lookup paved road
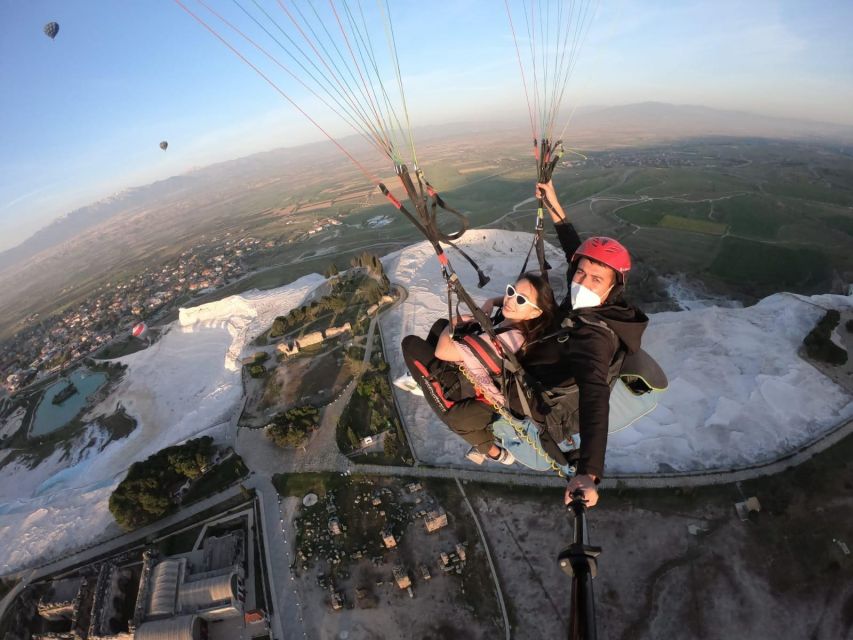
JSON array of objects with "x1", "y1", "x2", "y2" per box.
[
  {"x1": 243, "y1": 475, "x2": 296, "y2": 640},
  {"x1": 455, "y1": 477, "x2": 510, "y2": 640}
]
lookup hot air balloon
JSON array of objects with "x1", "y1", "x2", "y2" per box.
[
  {"x1": 44, "y1": 22, "x2": 59, "y2": 40},
  {"x1": 159, "y1": 141, "x2": 168, "y2": 151},
  {"x1": 131, "y1": 322, "x2": 148, "y2": 339}
]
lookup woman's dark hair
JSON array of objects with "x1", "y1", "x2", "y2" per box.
[{"x1": 513, "y1": 272, "x2": 558, "y2": 348}]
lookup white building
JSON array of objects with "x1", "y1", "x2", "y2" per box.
[
  {"x1": 142, "y1": 556, "x2": 245, "y2": 627},
  {"x1": 135, "y1": 614, "x2": 205, "y2": 640}
]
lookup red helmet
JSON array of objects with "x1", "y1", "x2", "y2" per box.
[{"x1": 571, "y1": 237, "x2": 631, "y2": 283}]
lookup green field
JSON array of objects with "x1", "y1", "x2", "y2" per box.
[
  {"x1": 713, "y1": 194, "x2": 792, "y2": 239},
  {"x1": 609, "y1": 167, "x2": 755, "y2": 198},
  {"x1": 823, "y1": 214, "x2": 853, "y2": 237},
  {"x1": 764, "y1": 177, "x2": 853, "y2": 206},
  {"x1": 272, "y1": 470, "x2": 350, "y2": 497},
  {"x1": 616, "y1": 200, "x2": 725, "y2": 233},
  {"x1": 619, "y1": 204, "x2": 665, "y2": 226},
  {"x1": 609, "y1": 169, "x2": 667, "y2": 195},
  {"x1": 709, "y1": 237, "x2": 832, "y2": 293},
  {"x1": 562, "y1": 172, "x2": 619, "y2": 201},
  {"x1": 629, "y1": 228, "x2": 722, "y2": 274},
  {"x1": 659, "y1": 214, "x2": 727, "y2": 235}
]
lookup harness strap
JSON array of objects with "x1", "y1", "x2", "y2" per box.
[
  {"x1": 519, "y1": 139, "x2": 565, "y2": 281},
  {"x1": 380, "y1": 161, "x2": 563, "y2": 470},
  {"x1": 529, "y1": 313, "x2": 621, "y2": 355}
]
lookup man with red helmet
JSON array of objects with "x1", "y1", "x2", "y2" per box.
[{"x1": 510, "y1": 180, "x2": 648, "y2": 508}]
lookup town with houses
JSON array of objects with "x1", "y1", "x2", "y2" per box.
[
  {"x1": 581, "y1": 146, "x2": 740, "y2": 170},
  {"x1": 1, "y1": 235, "x2": 269, "y2": 395}
]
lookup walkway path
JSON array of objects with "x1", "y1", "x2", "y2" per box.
[
  {"x1": 455, "y1": 477, "x2": 510, "y2": 640},
  {"x1": 239, "y1": 404, "x2": 853, "y2": 494},
  {"x1": 243, "y1": 474, "x2": 292, "y2": 640}
]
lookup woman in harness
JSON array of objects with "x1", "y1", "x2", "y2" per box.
[
  {"x1": 400, "y1": 273, "x2": 558, "y2": 465},
  {"x1": 519, "y1": 180, "x2": 649, "y2": 507}
]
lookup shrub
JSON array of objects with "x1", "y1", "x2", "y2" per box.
[
  {"x1": 803, "y1": 310, "x2": 847, "y2": 365},
  {"x1": 247, "y1": 363, "x2": 267, "y2": 378},
  {"x1": 270, "y1": 316, "x2": 288, "y2": 338},
  {"x1": 266, "y1": 405, "x2": 320, "y2": 448}
]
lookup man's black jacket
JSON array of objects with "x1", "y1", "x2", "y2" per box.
[{"x1": 509, "y1": 221, "x2": 647, "y2": 479}]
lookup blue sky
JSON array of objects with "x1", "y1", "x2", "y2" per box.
[{"x1": 1, "y1": 0, "x2": 852, "y2": 252}]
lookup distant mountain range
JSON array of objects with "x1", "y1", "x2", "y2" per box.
[
  {"x1": 0, "y1": 176, "x2": 198, "y2": 272},
  {"x1": 567, "y1": 102, "x2": 853, "y2": 144},
  {"x1": 2, "y1": 102, "x2": 852, "y2": 271}
]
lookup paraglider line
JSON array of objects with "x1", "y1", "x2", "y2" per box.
[
  {"x1": 504, "y1": 0, "x2": 536, "y2": 143},
  {"x1": 297, "y1": 0, "x2": 389, "y2": 146},
  {"x1": 274, "y1": 0, "x2": 391, "y2": 156},
  {"x1": 379, "y1": 0, "x2": 419, "y2": 169},
  {"x1": 232, "y1": 0, "x2": 388, "y2": 151},
  {"x1": 338, "y1": 0, "x2": 404, "y2": 163},
  {"x1": 327, "y1": 0, "x2": 396, "y2": 160},
  {"x1": 172, "y1": 0, "x2": 382, "y2": 186},
  {"x1": 352, "y1": 0, "x2": 411, "y2": 164}
]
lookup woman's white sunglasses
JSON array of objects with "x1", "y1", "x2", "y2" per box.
[{"x1": 505, "y1": 284, "x2": 542, "y2": 311}]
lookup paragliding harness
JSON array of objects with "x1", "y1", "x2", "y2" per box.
[
  {"x1": 438, "y1": 310, "x2": 664, "y2": 475},
  {"x1": 377, "y1": 156, "x2": 593, "y2": 481},
  {"x1": 378, "y1": 163, "x2": 578, "y2": 476},
  {"x1": 380, "y1": 163, "x2": 664, "y2": 480},
  {"x1": 380, "y1": 164, "x2": 489, "y2": 290}
]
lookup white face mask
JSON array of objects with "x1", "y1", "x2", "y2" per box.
[{"x1": 570, "y1": 281, "x2": 610, "y2": 310}]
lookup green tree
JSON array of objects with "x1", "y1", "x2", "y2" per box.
[
  {"x1": 328, "y1": 297, "x2": 347, "y2": 313},
  {"x1": 267, "y1": 423, "x2": 309, "y2": 448},
  {"x1": 108, "y1": 437, "x2": 218, "y2": 530},
  {"x1": 356, "y1": 379, "x2": 372, "y2": 397},
  {"x1": 266, "y1": 405, "x2": 319, "y2": 449},
  {"x1": 247, "y1": 363, "x2": 267, "y2": 378},
  {"x1": 347, "y1": 426, "x2": 359, "y2": 449},
  {"x1": 270, "y1": 316, "x2": 287, "y2": 338},
  {"x1": 383, "y1": 433, "x2": 397, "y2": 457},
  {"x1": 803, "y1": 310, "x2": 847, "y2": 365},
  {"x1": 369, "y1": 410, "x2": 384, "y2": 432}
]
